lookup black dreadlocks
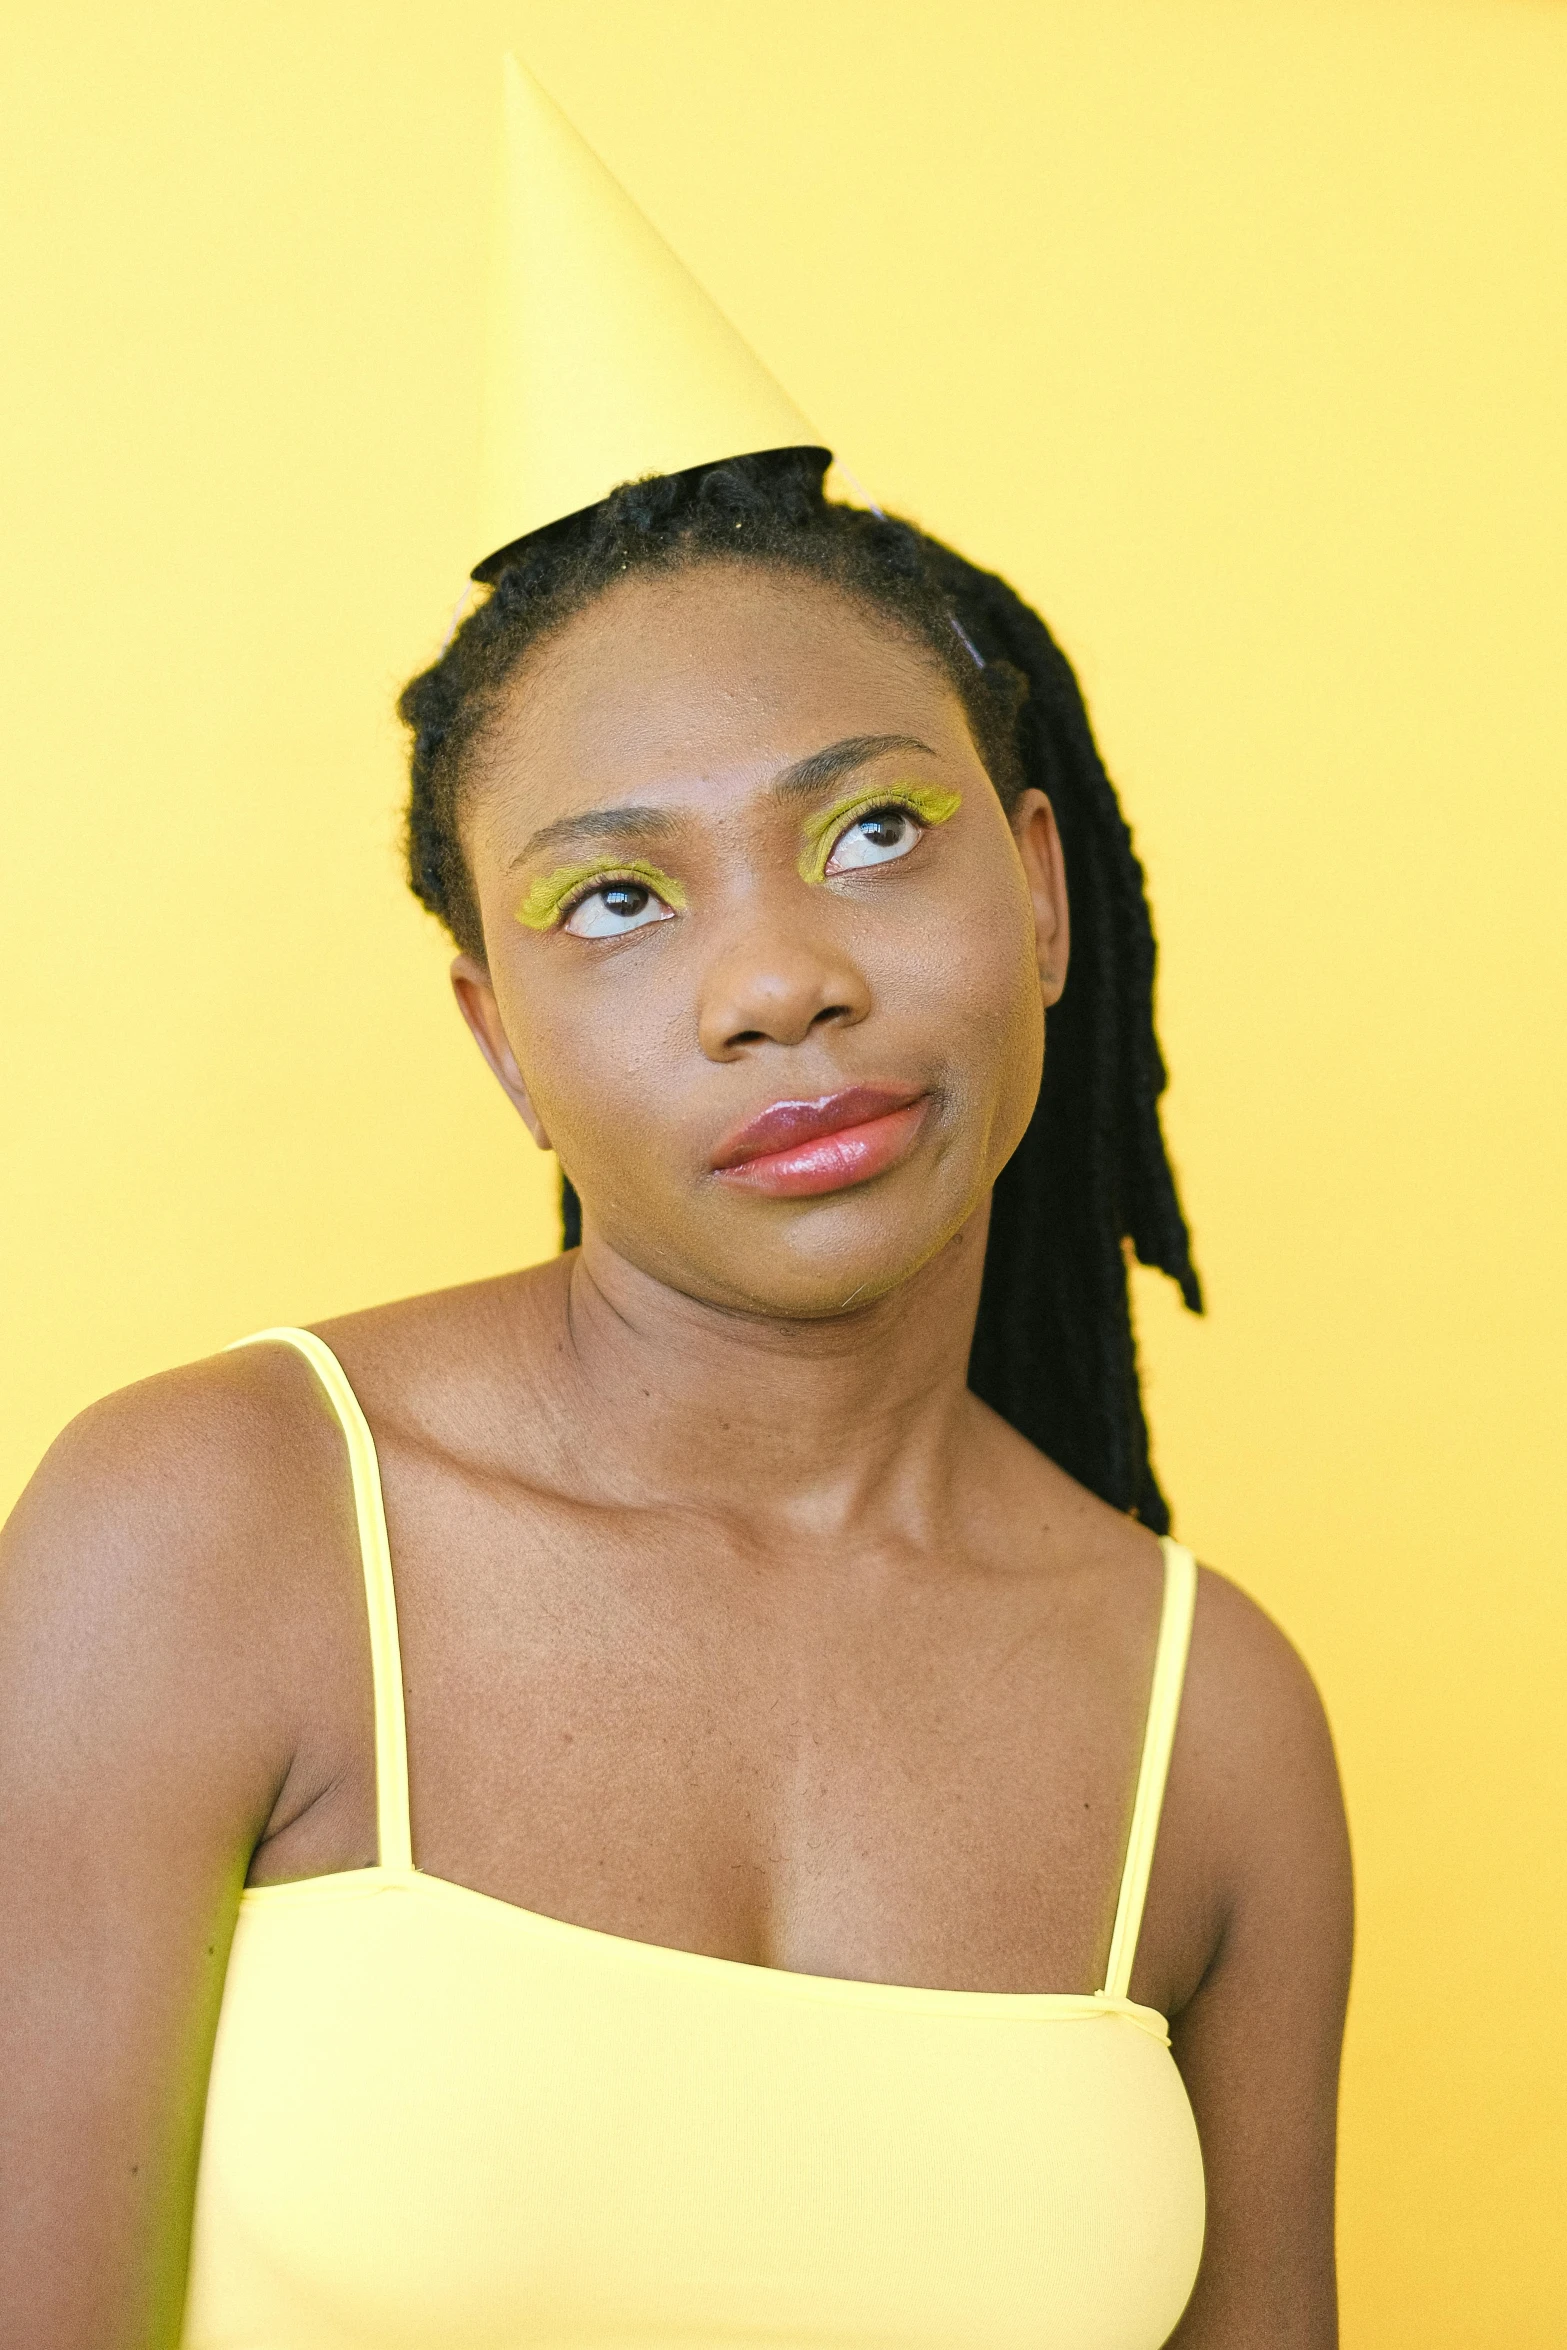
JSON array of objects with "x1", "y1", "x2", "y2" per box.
[{"x1": 398, "y1": 449, "x2": 1201, "y2": 1531}]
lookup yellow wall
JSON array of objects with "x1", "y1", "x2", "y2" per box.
[{"x1": 4, "y1": 4, "x2": 1563, "y2": 2339}]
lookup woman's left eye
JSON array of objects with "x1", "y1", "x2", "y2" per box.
[
  {"x1": 562, "y1": 881, "x2": 676, "y2": 938},
  {"x1": 823, "y1": 806, "x2": 923, "y2": 876}
]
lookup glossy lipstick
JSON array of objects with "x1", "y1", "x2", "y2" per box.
[{"x1": 711, "y1": 1086, "x2": 928, "y2": 1199}]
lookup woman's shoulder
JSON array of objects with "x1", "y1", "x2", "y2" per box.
[
  {"x1": 967, "y1": 1399, "x2": 1345, "y2": 1891},
  {"x1": 1185, "y1": 1558, "x2": 1336, "y2": 1746},
  {"x1": 1179, "y1": 1557, "x2": 1348, "y2": 1880},
  {"x1": 0, "y1": 1332, "x2": 378, "y2": 1791},
  {"x1": 969, "y1": 1398, "x2": 1335, "y2": 1727},
  {"x1": 1137, "y1": 1555, "x2": 1351, "y2": 2034},
  {"x1": 3, "y1": 1251, "x2": 565, "y2": 1588},
  {"x1": 301, "y1": 1260, "x2": 572, "y2": 1469},
  {"x1": 0, "y1": 1258, "x2": 567, "y2": 1649},
  {"x1": 0, "y1": 1338, "x2": 414, "y2": 2196},
  {"x1": 6, "y1": 1343, "x2": 323, "y2": 1577},
  {"x1": 21, "y1": 1259, "x2": 561, "y2": 1504}
]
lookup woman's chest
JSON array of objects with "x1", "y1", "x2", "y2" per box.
[
  {"x1": 185, "y1": 1880, "x2": 1205, "y2": 2350},
  {"x1": 257, "y1": 1465, "x2": 1211, "y2": 2010}
]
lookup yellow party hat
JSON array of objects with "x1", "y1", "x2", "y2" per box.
[{"x1": 474, "y1": 54, "x2": 827, "y2": 579}]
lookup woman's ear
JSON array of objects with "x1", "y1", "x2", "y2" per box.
[
  {"x1": 449, "y1": 956, "x2": 554, "y2": 1150},
  {"x1": 1010, "y1": 789, "x2": 1070, "y2": 1006}
]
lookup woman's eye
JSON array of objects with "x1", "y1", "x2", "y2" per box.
[
  {"x1": 824, "y1": 806, "x2": 923, "y2": 876},
  {"x1": 562, "y1": 881, "x2": 676, "y2": 939}
]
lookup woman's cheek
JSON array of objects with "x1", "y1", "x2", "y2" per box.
[
  {"x1": 920, "y1": 892, "x2": 1046, "y2": 1166},
  {"x1": 515, "y1": 991, "x2": 684, "y2": 1192},
  {"x1": 895, "y1": 878, "x2": 1041, "y2": 1049}
]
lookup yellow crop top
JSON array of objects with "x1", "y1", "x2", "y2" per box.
[{"x1": 181, "y1": 1327, "x2": 1205, "y2": 2349}]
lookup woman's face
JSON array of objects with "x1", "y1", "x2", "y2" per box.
[{"x1": 455, "y1": 562, "x2": 1067, "y2": 1319}]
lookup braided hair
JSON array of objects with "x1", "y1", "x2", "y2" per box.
[{"x1": 399, "y1": 449, "x2": 1201, "y2": 1530}]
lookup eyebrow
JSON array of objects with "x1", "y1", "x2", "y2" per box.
[
  {"x1": 769, "y1": 733, "x2": 936, "y2": 805},
  {"x1": 511, "y1": 734, "x2": 936, "y2": 867}
]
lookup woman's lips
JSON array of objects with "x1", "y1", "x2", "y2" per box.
[{"x1": 711, "y1": 1087, "x2": 929, "y2": 1199}]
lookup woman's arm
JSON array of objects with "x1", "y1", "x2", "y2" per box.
[
  {"x1": 0, "y1": 1360, "x2": 350, "y2": 2349},
  {"x1": 1162, "y1": 1571, "x2": 1355, "y2": 2347}
]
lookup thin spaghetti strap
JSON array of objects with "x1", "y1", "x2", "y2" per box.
[
  {"x1": 227, "y1": 1327, "x2": 413, "y2": 1873},
  {"x1": 1100, "y1": 1538, "x2": 1198, "y2": 2002}
]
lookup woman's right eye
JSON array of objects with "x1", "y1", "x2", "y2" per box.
[{"x1": 562, "y1": 881, "x2": 676, "y2": 939}]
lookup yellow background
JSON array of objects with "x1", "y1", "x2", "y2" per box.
[{"x1": 3, "y1": 3, "x2": 1563, "y2": 2339}]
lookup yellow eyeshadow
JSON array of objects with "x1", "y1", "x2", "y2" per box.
[
  {"x1": 797, "y1": 784, "x2": 963, "y2": 885},
  {"x1": 516, "y1": 859, "x2": 687, "y2": 931}
]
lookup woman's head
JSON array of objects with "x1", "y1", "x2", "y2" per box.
[{"x1": 399, "y1": 450, "x2": 1199, "y2": 1527}]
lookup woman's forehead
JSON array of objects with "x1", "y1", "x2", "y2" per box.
[{"x1": 479, "y1": 566, "x2": 974, "y2": 818}]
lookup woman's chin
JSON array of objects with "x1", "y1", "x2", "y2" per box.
[{"x1": 625, "y1": 1188, "x2": 986, "y2": 1325}]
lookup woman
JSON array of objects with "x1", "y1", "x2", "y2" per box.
[{"x1": 0, "y1": 442, "x2": 1351, "y2": 2347}]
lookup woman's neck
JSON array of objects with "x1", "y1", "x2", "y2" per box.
[{"x1": 541, "y1": 1202, "x2": 993, "y2": 1544}]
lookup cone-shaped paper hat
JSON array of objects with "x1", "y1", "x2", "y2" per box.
[{"x1": 474, "y1": 55, "x2": 826, "y2": 579}]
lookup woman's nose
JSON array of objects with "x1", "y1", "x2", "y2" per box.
[{"x1": 697, "y1": 910, "x2": 872, "y2": 1061}]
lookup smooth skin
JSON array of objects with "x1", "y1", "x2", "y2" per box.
[{"x1": 0, "y1": 566, "x2": 1352, "y2": 2348}]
